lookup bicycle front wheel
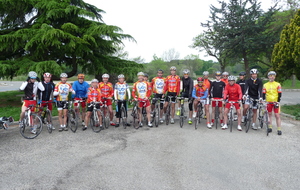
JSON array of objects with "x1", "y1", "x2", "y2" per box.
[
  {"x1": 45, "y1": 110, "x2": 52, "y2": 134},
  {"x1": 180, "y1": 107, "x2": 184, "y2": 128},
  {"x1": 265, "y1": 112, "x2": 270, "y2": 136},
  {"x1": 165, "y1": 105, "x2": 170, "y2": 125},
  {"x1": 68, "y1": 109, "x2": 78, "y2": 133},
  {"x1": 229, "y1": 111, "x2": 233, "y2": 132},
  {"x1": 215, "y1": 107, "x2": 219, "y2": 129},
  {"x1": 245, "y1": 110, "x2": 252, "y2": 133},
  {"x1": 90, "y1": 111, "x2": 102, "y2": 133},
  {"x1": 121, "y1": 106, "x2": 127, "y2": 129},
  {"x1": 20, "y1": 113, "x2": 43, "y2": 139},
  {"x1": 154, "y1": 105, "x2": 159, "y2": 127}
]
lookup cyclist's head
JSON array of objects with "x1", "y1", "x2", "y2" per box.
[
  {"x1": 43, "y1": 72, "x2": 52, "y2": 82},
  {"x1": 170, "y1": 66, "x2": 176, "y2": 75},
  {"x1": 157, "y1": 69, "x2": 164, "y2": 77},
  {"x1": 28, "y1": 71, "x2": 37, "y2": 80},
  {"x1": 215, "y1": 71, "x2": 222, "y2": 80},
  {"x1": 203, "y1": 71, "x2": 209, "y2": 79},
  {"x1": 197, "y1": 77, "x2": 204, "y2": 85},
  {"x1": 228, "y1": 75, "x2": 236, "y2": 85},
  {"x1": 183, "y1": 69, "x2": 190, "y2": 78},
  {"x1": 137, "y1": 72, "x2": 145, "y2": 81},
  {"x1": 250, "y1": 69, "x2": 258, "y2": 79},
  {"x1": 60, "y1": 73, "x2": 68, "y2": 83},
  {"x1": 144, "y1": 73, "x2": 149, "y2": 80},
  {"x1": 91, "y1": 79, "x2": 99, "y2": 87},
  {"x1": 77, "y1": 73, "x2": 85, "y2": 81},
  {"x1": 268, "y1": 71, "x2": 276, "y2": 82},
  {"x1": 102, "y1": 73, "x2": 109, "y2": 83},
  {"x1": 239, "y1": 71, "x2": 246, "y2": 76},
  {"x1": 118, "y1": 74, "x2": 125, "y2": 83},
  {"x1": 222, "y1": 71, "x2": 229, "y2": 78}
]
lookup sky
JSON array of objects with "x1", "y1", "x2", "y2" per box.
[{"x1": 85, "y1": 0, "x2": 275, "y2": 62}]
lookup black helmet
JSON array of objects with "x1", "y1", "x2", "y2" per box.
[
  {"x1": 157, "y1": 69, "x2": 164, "y2": 73},
  {"x1": 144, "y1": 73, "x2": 149, "y2": 77},
  {"x1": 239, "y1": 71, "x2": 246, "y2": 76}
]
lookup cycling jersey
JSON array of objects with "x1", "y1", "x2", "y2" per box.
[
  {"x1": 53, "y1": 82, "x2": 74, "y2": 101},
  {"x1": 151, "y1": 77, "x2": 166, "y2": 94},
  {"x1": 210, "y1": 81, "x2": 225, "y2": 98},
  {"x1": 181, "y1": 77, "x2": 194, "y2": 98},
  {"x1": 244, "y1": 78, "x2": 263, "y2": 99},
  {"x1": 114, "y1": 82, "x2": 131, "y2": 100},
  {"x1": 221, "y1": 78, "x2": 228, "y2": 85},
  {"x1": 203, "y1": 79, "x2": 212, "y2": 95},
  {"x1": 164, "y1": 75, "x2": 180, "y2": 95},
  {"x1": 132, "y1": 81, "x2": 151, "y2": 99},
  {"x1": 87, "y1": 87, "x2": 102, "y2": 103},
  {"x1": 72, "y1": 81, "x2": 89, "y2": 99},
  {"x1": 262, "y1": 81, "x2": 282, "y2": 102},
  {"x1": 98, "y1": 82, "x2": 114, "y2": 98},
  {"x1": 192, "y1": 85, "x2": 208, "y2": 99},
  {"x1": 20, "y1": 81, "x2": 45, "y2": 100},
  {"x1": 223, "y1": 83, "x2": 242, "y2": 101},
  {"x1": 38, "y1": 81, "x2": 55, "y2": 101},
  {"x1": 236, "y1": 79, "x2": 246, "y2": 95}
]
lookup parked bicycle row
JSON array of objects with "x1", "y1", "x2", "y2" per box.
[{"x1": 3, "y1": 66, "x2": 282, "y2": 139}]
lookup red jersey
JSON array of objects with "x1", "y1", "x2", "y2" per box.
[
  {"x1": 132, "y1": 81, "x2": 151, "y2": 99},
  {"x1": 221, "y1": 78, "x2": 229, "y2": 85},
  {"x1": 194, "y1": 85, "x2": 207, "y2": 98},
  {"x1": 164, "y1": 75, "x2": 180, "y2": 95},
  {"x1": 151, "y1": 77, "x2": 166, "y2": 94},
  {"x1": 87, "y1": 87, "x2": 102, "y2": 103},
  {"x1": 223, "y1": 83, "x2": 242, "y2": 101},
  {"x1": 98, "y1": 82, "x2": 114, "y2": 98}
]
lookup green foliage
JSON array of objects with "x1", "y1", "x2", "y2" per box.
[{"x1": 281, "y1": 104, "x2": 300, "y2": 120}]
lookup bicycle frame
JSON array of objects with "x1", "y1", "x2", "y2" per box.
[
  {"x1": 211, "y1": 98, "x2": 223, "y2": 129},
  {"x1": 227, "y1": 101, "x2": 239, "y2": 132}
]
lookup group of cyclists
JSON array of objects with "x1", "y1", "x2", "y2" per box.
[{"x1": 18, "y1": 66, "x2": 282, "y2": 135}]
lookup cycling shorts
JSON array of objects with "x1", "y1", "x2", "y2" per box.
[
  {"x1": 87, "y1": 103, "x2": 100, "y2": 112},
  {"x1": 57, "y1": 101, "x2": 68, "y2": 110},
  {"x1": 40, "y1": 101, "x2": 53, "y2": 111},
  {"x1": 74, "y1": 98, "x2": 86, "y2": 108},
  {"x1": 211, "y1": 98, "x2": 223, "y2": 107},
  {"x1": 22, "y1": 100, "x2": 36, "y2": 111},
  {"x1": 225, "y1": 102, "x2": 240, "y2": 110},
  {"x1": 138, "y1": 99, "x2": 150, "y2": 108},
  {"x1": 245, "y1": 98, "x2": 258, "y2": 109},
  {"x1": 101, "y1": 98, "x2": 112, "y2": 106},
  {"x1": 267, "y1": 103, "x2": 280, "y2": 113},
  {"x1": 165, "y1": 92, "x2": 177, "y2": 103}
]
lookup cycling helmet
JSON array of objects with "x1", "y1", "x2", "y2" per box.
[
  {"x1": 118, "y1": 74, "x2": 125, "y2": 79},
  {"x1": 137, "y1": 72, "x2": 145, "y2": 76},
  {"x1": 215, "y1": 71, "x2": 222, "y2": 76},
  {"x1": 183, "y1": 69, "x2": 190, "y2": 74},
  {"x1": 77, "y1": 73, "x2": 85, "y2": 79},
  {"x1": 102, "y1": 73, "x2": 109, "y2": 78},
  {"x1": 222, "y1": 71, "x2": 229, "y2": 76},
  {"x1": 91, "y1": 79, "x2": 99, "y2": 83},
  {"x1": 144, "y1": 73, "x2": 149, "y2": 77},
  {"x1": 43, "y1": 72, "x2": 52, "y2": 78},
  {"x1": 268, "y1": 71, "x2": 276, "y2": 76},
  {"x1": 228, "y1": 75, "x2": 236, "y2": 81},
  {"x1": 170, "y1": 66, "x2": 176, "y2": 71},
  {"x1": 60, "y1": 73, "x2": 68, "y2": 78},
  {"x1": 197, "y1": 77, "x2": 204, "y2": 82},
  {"x1": 157, "y1": 69, "x2": 164, "y2": 73},
  {"x1": 239, "y1": 71, "x2": 246, "y2": 76},
  {"x1": 250, "y1": 69, "x2": 258, "y2": 74},
  {"x1": 203, "y1": 71, "x2": 209, "y2": 76},
  {"x1": 28, "y1": 71, "x2": 37, "y2": 79}
]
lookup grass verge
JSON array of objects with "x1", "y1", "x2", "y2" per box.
[{"x1": 281, "y1": 104, "x2": 300, "y2": 120}]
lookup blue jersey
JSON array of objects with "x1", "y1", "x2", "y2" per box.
[{"x1": 72, "y1": 81, "x2": 89, "y2": 98}]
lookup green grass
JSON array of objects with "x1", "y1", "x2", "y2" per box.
[
  {"x1": 281, "y1": 104, "x2": 300, "y2": 120},
  {"x1": 281, "y1": 79, "x2": 300, "y2": 89}
]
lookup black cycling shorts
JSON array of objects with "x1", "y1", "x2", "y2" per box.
[
  {"x1": 57, "y1": 101, "x2": 68, "y2": 110},
  {"x1": 165, "y1": 92, "x2": 177, "y2": 102},
  {"x1": 87, "y1": 103, "x2": 100, "y2": 112}
]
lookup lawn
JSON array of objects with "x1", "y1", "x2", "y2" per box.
[
  {"x1": 281, "y1": 104, "x2": 300, "y2": 120},
  {"x1": 281, "y1": 79, "x2": 300, "y2": 89}
]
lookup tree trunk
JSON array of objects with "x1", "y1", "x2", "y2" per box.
[{"x1": 292, "y1": 74, "x2": 296, "y2": 87}]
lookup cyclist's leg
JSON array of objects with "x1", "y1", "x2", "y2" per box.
[
  {"x1": 236, "y1": 104, "x2": 242, "y2": 126},
  {"x1": 146, "y1": 101, "x2": 151, "y2": 126},
  {"x1": 163, "y1": 94, "x2": 170, "y2": 114},
  {"x1": 63, "y1": 108, "x2": 68, "y2": 126},
  {"x1": 188, "y1": 98, "x2": 193, "y2": 119},
  {"x1": 171, "y1": 96, "x2": 176, "y2": 119},
  {"x1": 211, "y1": 101, "x2": 216, "y2": 123},
  {"x1": 223, "y1": 104, "x2": 229, "y2": 125},
  {"x1": 205, "y1": 99, "x2": 210, "y2": 125},
  {"x1": 267, "y1": 103, "x2": 273, "y2": 129},
  {"x1": 252, "y1": 100, "x2": 258, "y2": 125},
  {"x1": 274, "y1": 108, "x2": 281, "y2": 132},
  {"x1": 108, "y1": 104, "x2": 114, "y2": 122},
  {"x1": 81, "y1": 101, "x2": 86, "y2": 123},
  {"x1": 219, "y1": 102, "x2": 223, "y2": 124},
  {"x1": 193, "y1": 99, "x2": 199, "y2": 112},
  {"x1": 57, "y1": 102, "x2": 64, "y2": 127},
  {"x1": 84, "y1": 104, "x2": 92, "y2": 127},
  {"x1": 138, "y1": 103, "x2": 142, "y2": 124}
]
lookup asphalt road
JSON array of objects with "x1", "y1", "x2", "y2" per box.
[{"x1": 0, "y1": 111, "x2": 300, "y2": 190}]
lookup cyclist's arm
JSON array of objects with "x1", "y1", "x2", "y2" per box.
[
  {"x1": 258, "y1": 79, "x2": 263, "y2": 99},
  {"x1": 71, "y1": 82, "x2": 77, "y2": 99},
  {"x1": 53, "y1": 84, "x2": 59, "y2": 96},
  {"x1": 237, "y1": 85, "x2": 243, "y2": 100},
  {"x1": 176, "y1": 77, "x2": 180, "y2": 96},
  {"x1": 262, "y1": 84, "x2": 266, "y2": 100},
  {"x1": 244, "y1": 80, "x2": 249, "y2": 96},
  {"x1": 202, "y1": 89, "x2": 208, "y2": 99},
  {"x1": 189, "y1": 78, "x2": 193, "y2": 98},
  {"x1": 277, "y1": 84, "x2": 282, "y2": 102},
  {"x1": 132, "y1": 83, "x2": 137, "y2": 99},
  {"x1": 37, "y1": 81, "x2": 45, "y2": 91},
  {"x1": 19, "y1": 81, "x2": 28, "y2": 91},
  {"x1": 192, "y1": 87, "x2": 197, "y2": 99},
  {"x1": 223, "y1": 85, "x2": 228, "y2": 100},
  {"x1": 114, "y1": 88, "x2": 118, "y2": 100},
  {"x1": 127, "y1": 87, "x2": 131, "y2": 100}
]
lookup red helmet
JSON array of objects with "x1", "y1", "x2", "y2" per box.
[
  {"x1": 197, "y1": 77, "x2": 204, "y2": 82},
  {"x1": 77, "y1": 73, "x2": 85, "y2": 79},
  {"x1": 43, "y1": 73, "x2": 52, "y2": 78}
]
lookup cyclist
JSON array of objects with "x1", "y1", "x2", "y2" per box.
[
  {"x1": 203, "y1": 71, "x2": 212, "y2": 121},
  {"x1": 210, "y1": 71, "x2": 226, "y2": 127},
  {"x1": 192, "y1": 77, "x2": 210, "y2": 127},
  {"x1": 221, "y1": 71, "x2": 229, "y2": 85},
  {"x1": 72, "y1": 73, "x2": 89, "y2": 126},
  {"x1": 151, "y1": 69, "x2": 166, "y2": 124},
  {"x1": 177, "y1": 69, "x2": 194, "y2": 124},
  {"x1": 53, "y1": 73, "x2": 75, "y2": 132},
  {"x1": 19, "y1": 71, "x2": 45, "y2": 134},
  {"x1": 114, "y1": 74, "x2": 131, "y2": 127},
  {"x1": 236, "y1": 71, "x2": 246, "y2": 120},
  {"x1": 83, "y1": 79, "x2": 102, "y2": 130},
  {"x1": 222, "y1": 76, "x2": 243, "y2": 131},
  {"x1": 38, "y1": 72, "x2": 55, "y2": 130},
  {"x1": 243, "y1": 68, "x2": 263, "y2": 130},
  {"x1": 99, "y1": 74, "x2": 116, "y2": 126},
  {"x1": 164, "y1": 66, "x2": 180, "y2": 124},
  {"x1": 132, "y1": 72, "x2": 152, "y2": 127},
  {"x1": 262, "y1": 71, "x2": 282, "y2": 135}
]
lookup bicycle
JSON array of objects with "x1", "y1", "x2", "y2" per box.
[
  {"x1": 66, "y1": 101, "x2": 78, "y2": 133},
  {"x1": 0, "y1": 116, "x2": 14, "y2": 130},
  {"x1": 117, "y1": 100, "x2": 129, "y2": 129},
  {"x1": 20, "y1": 104, "x2": 43, "y2": 139},
  {"x1": 101, "y1": 98, "x2": 112, "y2": 129},
  {"x1": 151, "y1": 97, "x2": 164, "y2": 127},
  {"x1": 244, "y1": 97, "x2": 259, "y2": 133},
  {"x1": 258, "y1": 102, "x2": 270, "y2": 136},
  {"x1": 165, "y1": 96, "x2": 176, "y2": 125},
  {"x1": 38, "y1": 101, "x2": 54, "y2": 134},
  {"x1": 131, "y1": 99, "x2": 148, "y2": 129},
  {"x1": 194, "y1": 100, "x2": 204, "y2": 130},
  {"x1": 212, "y1": 98, "x2": 223, "y2": 129},
  {"x1": 177, "y1": 97, "x2": 188, "y2": 128},
  {"x1": 227, "y1": 101, "x2": 239, "y2": 132},
  {"x1": 74, "y1": 99, "x2": 86, "y2": 126},
  {"x1": 88, "y1": 101, "x2": 103, "y2": 133}
]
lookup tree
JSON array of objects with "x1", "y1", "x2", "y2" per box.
[
  {"x1": 272, "y1": 9, "x2": 300, "y2": 81},
  {"x1": 180, "y1": 54, "x2": 203, "y2": 78},
  {"x1": 161, "y1": 48, "x2": 180, "y2": 62},
  {"x1": 0, "y1": 0, "x2": 141, "y2": 79}
]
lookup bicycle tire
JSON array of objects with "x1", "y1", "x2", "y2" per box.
[
  {"x1": 90, "y1": 110, "x2": 102, "y2": 133},
  {"x1": 45, "y1": 110, "x2": 52, "y2": 134},
  {"x1": 194, "y1": 111, "x2": 199, "y2": 130},
  {"x1": 154, "y1": 105, "x2": 159, "y2": 127},
  {"x1": 229, "y1": 110, "x2": 233, "y2": 132},
  {"x1": 132, "y1": 106, "x2": 138, "y2": 129},
  {"x1": 20, "y1": 113, "x2": 43, "y2": 139},
  {"x1": 104, "y1": 108, "x2": 110, "y2": 129},
  {"x1": 180, "y1": 105, "x2": 184, "y2": 128},
  {"x1": 245, "y1": 109, "x2": 252, "y2": 133},
  {"x1": 215, "y1": 106, "x2": 219, "y2": 129},
  {"x1": 165, "y1": 105, "x2": 170, "y2": 125},
  {"x1": 121, "y1": 106, "x2": 127, "y2": 129},
  {"x1": 265, "y1": 112, "x2": 269, "y2": 136},
  {"x1": 68, "y1": 109, "x2": 78, "y2": 133}
]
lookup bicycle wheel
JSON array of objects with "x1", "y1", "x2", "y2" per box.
[
  {"x1": 215, "y1": 107, "x2": 219, "y2": 129},
  {"x1": 180, "y1": 106, "x2": 184, "y2": 128},
  {"x1": 120, "y1": 106, "x2": 127, "y2": 129},
  {"x1": 194, "y1": 110, "x2": 200, "y2": 130},
  {"x1": 68, "y1": 109, "x2": 78, "y2": 133},
  {"x1": 229, "y1": 110, "x2": 233, "y2": 132},
  {"x1": 20, "y1": 113, "x2": 43, "y2": 139},
  {"x1": 104, "y1": 108, "x2": 110, "y2": 129},
  {"x1": 131, "y1": 106, "x2": 138, "y2": 129},
  {"x1": 90, "y1": 111, "x2": 102, "y2": 133},
  {"x1": 258, "y1": 109, "x2": 264, "y2": 129},
  {"x1": 154, "y1": 105, "x2": 159, "y2": 127},
  {"x1": 245, "y1": 109, "x2": 252, "y2": 133},
  {"x1": 165, "y1": 105, "x2": 170, "y2": 125},
  {"x1": 45, "y1": 110, "x2": 52, "y2": 134},
  {"x1": 265, "y1": 112, "x2": 270, "y2": 136}
]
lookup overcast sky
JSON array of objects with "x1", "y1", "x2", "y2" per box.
[{"x1": 85, "y1": 0, "x2": 275, "y2": 62}]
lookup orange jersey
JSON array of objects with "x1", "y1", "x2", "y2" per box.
[
  {"x1": 151, "y1": 77, "x2": 166, "y2": 94},
  {"x1": 98, "y1": 82, "x2": 113, "y2": 98},
  {"x1": 221, "y1": 78, "x2": 228, "y2": 85},
  {"x1": 164, "y1": 75, "x2": 180, "y2": 95},
  {"x1": 54, "y1": 82, "x2": 73, "y2": 101},
  {"x1": 223, "y1": 83, "x2": 242, "y2": 101},
  {"x1": 203, "y1": 79, "x2": 211, "y2": 90},
  {"x1": 132, "y1": 81, "x2": 151, "y2": 99},
  {"x1": 87, "y1": 87, "x2": 102, "y2": 103}
]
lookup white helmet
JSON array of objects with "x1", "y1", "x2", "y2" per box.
[
  {"x1": 118, "y1": 74, "x2": 125, "y2": 79},
  {"x1": 102, "y1": 73, "x2": 109, "y2": 78},
  {"x1": 228, "y1": 75, "x2": 236, "y2": 81},
  {"x1": 60, "y1": 73, "x2": 68, "y2": 78},
  {"x1": 268, "y1": 71, "x2": 276, "y2": 76},
  {"x1": 222, "y1": 71, "x2": 229, "y2": 76},
  {"x1": 91, "y1": 79, "x2": 99, "y2": 83},
  {"x1": 43, "y1": 72, "x2": 52, "y2": 78},
  {"x1": 28, "y1": 71, "x2": 37, "y2": 79},
  {"x1": 183, "y1": 69, "x2": 190, "y2": 74},
  {"x1": 170, "y1": 66, "x2": 176, "y2": 71},
  {"x1": 203, "y1": 71, "x2": 209, "y2": 76},
  {"x1": 137, "y1": 72, "x2": 145, "y2": 76},
  {"x1": 250, "y1": 69, "x2": 258, "y2": 74}
]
